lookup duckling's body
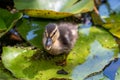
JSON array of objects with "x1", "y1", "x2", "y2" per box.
[{"x1": 43, "y1": 22, "x2": 78, "y2": 55}]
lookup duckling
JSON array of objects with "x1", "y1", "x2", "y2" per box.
[{"x1": 43, "y1": 22, "x2": 78, "y2": 56}]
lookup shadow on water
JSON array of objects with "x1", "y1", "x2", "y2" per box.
[{"x1": 103, "y1": 58, "x2": 120, "y2": 80}]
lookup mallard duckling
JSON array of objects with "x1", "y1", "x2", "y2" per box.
[{"x1": 43, "y1": 22, "x2": 78, "y2": 56}]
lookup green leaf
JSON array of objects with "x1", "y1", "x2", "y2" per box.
[
  {"x1": 14, "y1": 0, "x2": 94, "y2": 19},
  {"x1": 0, "y1": 61, "x2": 15, "y2": 80},
  {"x1": 2, "y1": 47, "x2": 71, "y2": 80},
  {"x1": 22, "y1": 9, "x2": 73, "y2": 19},
  {"x1": 62, "y1": 0, "x2": 94, "y2": 14},
  {"x1": 69, "y1": 26, "x2": 119, "y2": 80},
  {"x1": 91, "y1": 11, "x2": 104, "y2": 25},
  {"x1": 0, "y1": 18, "x2": 7, "y2": 30},
  {"x1": 0, "y1": 8, "x2": 11, "y2": 22},
  {"x1": 0, "y1": 8, "x2": 23, "y2": 38},
  {"x1": 2, "y1": 23, "x2": 119, "y2": 79},
  {"x1": 103, "y1": 14, "x2": 120, "y2": 38},
  {"x1": 17, "y1": 18, "x2": 51, "y2": 49}
]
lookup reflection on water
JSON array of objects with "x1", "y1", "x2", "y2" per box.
[
  {"x1": 26, "y1": 28, "x2": 39, "y2": 41},
  {"x1": 26, "y1": 23, "x2": 40, "y2": 41},
  {"x1": 103, "y1": 58, "x2": 120, "y2": 80},
  {"x1": 99, "y1": 3, "x2": 110, "y2": 18},
  {"x1": 108, "y1": 0, "x2": 120, "y2": 13},
  {"x1": 78, "y1": 14, "x2": 92, "y2": 36},
  {"x1": 79, "y1": 24, "x2": 91, "y2": 36}
]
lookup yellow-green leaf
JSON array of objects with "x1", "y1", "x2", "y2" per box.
[
  {"x1": 103, "y1": 14, "x2": 120, "y2": 38},
  {"x1": 22, "y1": 9, "x2": 73, "y2": 19},
  {"x1": 14, "y1": 0, "x2": 94, "y2": 19}
]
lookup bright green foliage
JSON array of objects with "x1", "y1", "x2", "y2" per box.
[
  {"x1": 0, "y1": 61, "x2": 15, "y2": 80},
  {"x1": 17, "y1": 18, "x2": 51, "y2": 49},
  {"x1": 14, "y1": 0, "x2": 94, "y2": 19},
  {"x1": 0, "y1": 18, "x2": 7, "y2": 31},
  {"x1": 0, "y1": 8, "x2": 22, "y2": 38},
  {"x1": 103, "y1": 14, "x2": 120, "y2": 38},
  {"x1": 1, "y1": 24, "x2": 119, "y2": 80}
]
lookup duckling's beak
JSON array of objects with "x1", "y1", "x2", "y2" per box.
[{"x1": 45, "y1": 38, "x2": 52, "y2": 50}]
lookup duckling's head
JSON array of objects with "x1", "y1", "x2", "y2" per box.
[{"x1": 43, "y1": 23, "x2": 60, "y2": 50}]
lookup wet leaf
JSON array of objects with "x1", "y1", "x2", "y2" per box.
[
  {"x1": 91, "y1": 11, "x2": 104, "y2": 25},
  {"x1": 2, "y1": 46, "x2": 71, "y2": 80},
  {"x1": 0, "y1": 61, "x2": 15, "y2": 80},
  {"x1": 103, "y1": 14, "x2": 120, "y2": 38},
  {"x1": 0, "y1": 8, "x2": 23, "y2": 38},
  {"x1": 1, "y1": 23, "x2": 119, "y2": 80},
  {"x1": 16, "y1": 18, "x2": 51, "y2": 49},
  {"x1": 0, "y1": 18, "x2": 7, "y2": 31},
  {"x1": 22, "y1": 9, "x2": 73, "y2": 19},
  {"x1": 14, "y1": 0, "x2": 94, "y2": 19}
]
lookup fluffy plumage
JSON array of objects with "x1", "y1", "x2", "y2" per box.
[{"x1": 43, "y1": 22, "x2": 78, "y2": 55}]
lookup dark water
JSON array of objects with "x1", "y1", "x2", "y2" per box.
[{"x1": 103, "y1": 58, "x2": 120, "y2": 80}]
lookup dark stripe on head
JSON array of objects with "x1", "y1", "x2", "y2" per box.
[{"x1": 45, "y1": 23, "x2": 57, "y2": 37}]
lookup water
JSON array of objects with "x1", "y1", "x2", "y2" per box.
[{"x1": 103, "y1": 58, "x2": 120, "y2": 80}]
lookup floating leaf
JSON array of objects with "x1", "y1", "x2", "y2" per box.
[
  {"x1": 110, "y1": 27, "x2": 120, "y2": 38},
  {"x1": 0, "y1": 61, "x2": 15, "y2": 80},
  {"x1": 22, "y1": 9, "x2": 73, "y2": 19},
  {"x1": 16, "y1": 18, "x2": 51, "y2": 49},
  {"x1": 14, "y1": 0, "x2": 94, "y2": 19},
  {"x1": 2, "y1": 22, "x2": 119, "y2": 79},
  {"x1": 0, "y1": 18, "x2": 7, "y2": 31},
  {"x1": 0, "y1": 8, "x2": 23, "y2": 38},
  {"x1": 103, "y1": 14, "x2": 120, "y2": 38},
  {"x1": 62, "y1": 0, "x2": 94, "y2": 14},
  {"x1": 91, "y1": 11, "x2": 104, "y2": 25}
]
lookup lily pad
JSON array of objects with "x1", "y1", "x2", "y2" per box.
[
  {"x1": 1, "y1": 22, "x2": 119, "y2": 80},
  {"x1": 0, "y1": 61, "x2": 15, "y2": 80},
  {"x1": 0, "y1": 18, "x2": 7, "y2": 31},
  {"x1": 22, "y1": 9, "x2": 73, "y2": 19},
  {"x1": 16, "y1": 18, "x2": 51, "y2": 49},
  {"x1": 0, "y1": 8, "x2": 23, "y2": 38},
  {"x1": 103, "y1": 14, "x2": 120, "y2": 38},
  {"x1": 14, "y1": 0, "x2": 94, "y2": 19}
]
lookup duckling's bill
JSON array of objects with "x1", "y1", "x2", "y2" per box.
[{"x1": 45, "y1": 38, "x2": 52, "y2": 50}]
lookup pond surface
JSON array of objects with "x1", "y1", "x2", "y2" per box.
[{"x1": 104, "y1": 58, "x2": 120, "y2": 80}]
